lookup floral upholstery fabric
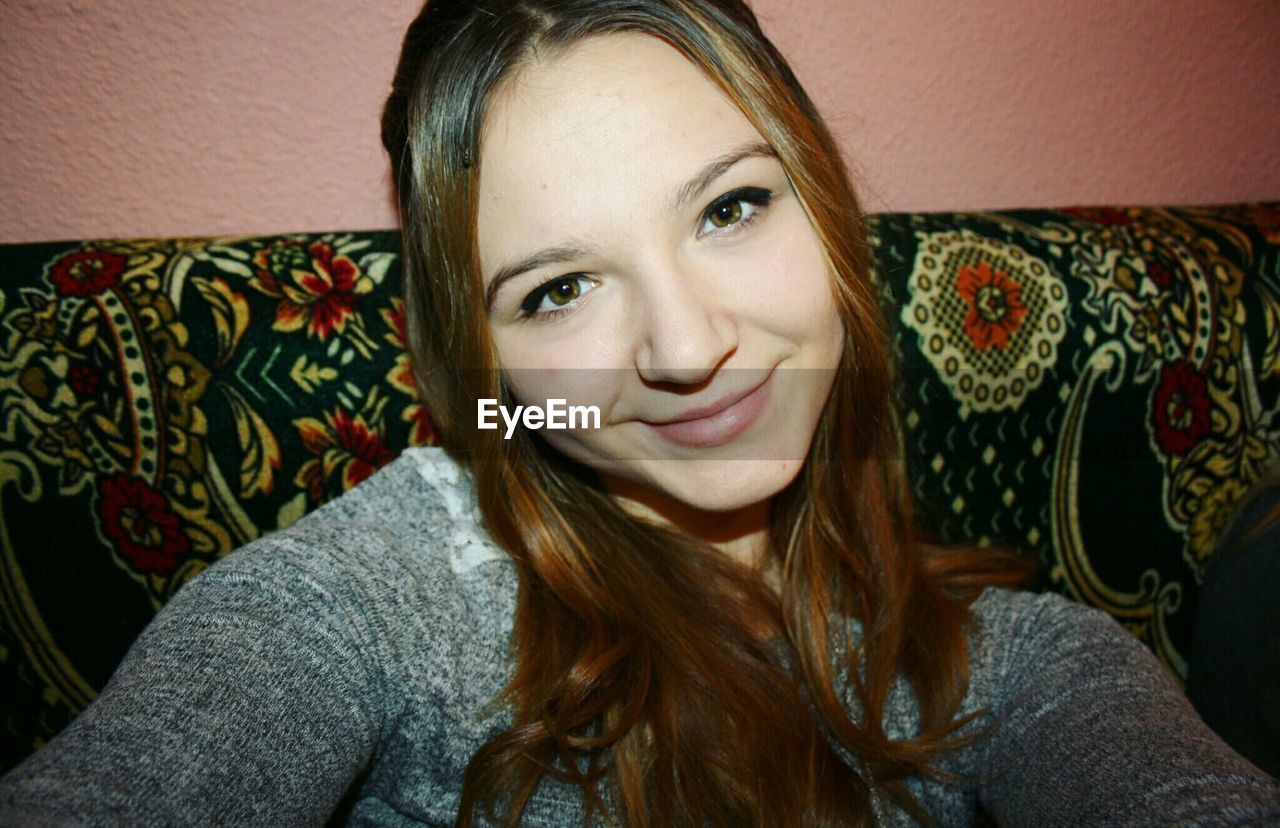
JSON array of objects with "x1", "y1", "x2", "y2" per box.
[{"x1": 1, "y1": 205, "x2": 1277, "y2": 771}]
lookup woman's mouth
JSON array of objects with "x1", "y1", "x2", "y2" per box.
[{"x1": 643, "y1": 369, "x2": 774, "y2": 448}]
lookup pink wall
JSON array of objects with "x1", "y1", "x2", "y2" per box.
[{"x1": 2, "y1": 0, "x2": 1277, "y2": 243}]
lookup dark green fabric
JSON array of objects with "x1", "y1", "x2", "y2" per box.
[
  {"x1": 879, "y1": 205, "x2": 1280, "y2": 671},
  {"x1": 1, "y1": 204, "x2": 1277, "y2": 771}
]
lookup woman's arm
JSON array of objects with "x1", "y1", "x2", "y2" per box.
[
  {"x1": 977, "y1": 589, "x2": 1280, "y2": 827},
  {"x1": 0, "y1": 541, "x2": 382, "y2": 826}
]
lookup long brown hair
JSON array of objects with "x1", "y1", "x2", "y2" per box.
[{"x1": 382, "y1": 1, "x2": 1038, "y2": 824}]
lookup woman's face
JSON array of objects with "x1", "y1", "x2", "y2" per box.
[{"x1": 476, "y1": 32, "x2": 843, "y2": 513}]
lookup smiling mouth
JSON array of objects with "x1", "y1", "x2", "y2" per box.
[{"x1": 642, "y1": 369, "x2": 775, "y2": 448}]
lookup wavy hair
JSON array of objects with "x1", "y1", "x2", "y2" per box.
[{"x1": 382, "y1": 1, "x2": 1038, "y2": 824}]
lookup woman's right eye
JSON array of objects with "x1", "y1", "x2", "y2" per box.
[{"x1": 519, "y1": 274, "x2": 597, "y2": 319}]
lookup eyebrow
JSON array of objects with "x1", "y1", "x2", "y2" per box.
[{"x1": 484, "y1": 140, "x2": 778, "y2": 310}]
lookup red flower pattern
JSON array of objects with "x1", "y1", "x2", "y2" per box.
[
  {"x1": 955, "y1": 261, "x2": 1027, "y2": 351},
  {"x1": 1151, "y1": 361, "x2": 1212, "y2": 455},
  {"x1": 69, "y1": 364, "x2": 100, "y2": 397},
  {"x1": 250, "y1": 240, "x2": 371, "y2": 339},
  {"x1": 381, "y1": 300, "x2": 439, "y2": 446},
  {"x1": 293, "y1": 408, "x2": 395, "y2": 501},
  {"x1": 96, "y1": 475, "x2": 191, "y2": 575},
  {"x1": 381, "y1": 300, "x2": 417, "y2": 394},
  {"x1": 1246, "y1": 205, "x2": 1280, "y2": 245},
  {"x1": 403, "y1": 404, "x2": 439, "y2": 447},
  {"x1": 49, "y1": 250, "x2": 127, "y2": 297},
  {"x1": 1145, "y1": 258, "x2": 1173, "y2": 289}
]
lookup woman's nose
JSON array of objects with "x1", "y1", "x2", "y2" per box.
[{"x1": 633, "y1": 259, "x2": 739, "y2": 385}]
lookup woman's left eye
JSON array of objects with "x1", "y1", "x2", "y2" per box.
[
  {"x1": 518, "y1": 273, "x2": 597, "y2": 319},
  {"x1": 699, "y1": 187, "x2": 773, "y2": 236}
]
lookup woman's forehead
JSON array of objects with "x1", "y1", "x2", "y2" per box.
[
  {"x1": 480, "y1": 32, "x2": 745, "y2": 155},
  {"x1": 476, "y1": 32, "x2": 767, "y2": 278}
]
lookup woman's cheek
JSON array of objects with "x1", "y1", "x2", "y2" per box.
[
  {"x1": 494, "y1": 308, "x2": 632, "y2": 417},
  {"x1": 737, "y1": 233, "x2": 833, "y2": 332}
]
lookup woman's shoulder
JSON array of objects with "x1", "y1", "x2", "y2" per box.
[
  {"x1": 968, "y1": 584, "x2": 1108, "y2": 651},
  {"x1": 173, "y1": 446, "x2": 519, "y2": 686},
  {"x1": 200, "y1": 446, "x2": 513, "y2": 590},
  {"x1": 965, "y1": 585, "x2": 1154, "y2": 699},
  {"x1": 957, "y1": 590, "x2": 1280, "y2": 823},
  {"x1": 968, "y1": 585, "x2": 1151, "y2": 659},
  {"x1": 0, "y1": 448, "x2": 523, "y2": 826}
]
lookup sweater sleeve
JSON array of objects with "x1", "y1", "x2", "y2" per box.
[
  {"x1": 0, "y1": 537, "x2": 383, "y2": 827},
  {"x1": 977, "y1": 590, "x2": 1280, "y2": 827}
]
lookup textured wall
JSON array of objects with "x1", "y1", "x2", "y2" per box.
[{"x1": 2, "y1": 0, "x2": 1277, "y2": 243}]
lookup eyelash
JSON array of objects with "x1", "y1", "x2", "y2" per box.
[
  {"x1": 698, "y1": 186, "x2": 773, "y2": 238},
  {"x1": 518, "y1": 274, "x2": 597, "y2": 321},
  {"x1": 517, "y1": 186, "x2": 775, "y2": 321}
]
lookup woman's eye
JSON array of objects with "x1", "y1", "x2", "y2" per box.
[
  {"x1": 699, "y1": 187, "x2": 773, "y2": 236},
  {"x1": 708, "y1": 200, "x2": 743, "y2": 228},
  {"x1": 519, "y1": 274, "x2": 596, "y2": 319}
]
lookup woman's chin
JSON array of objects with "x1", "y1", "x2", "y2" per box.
[{"x1": 629, "y1": 458, "x2": 806, "y2": 514}]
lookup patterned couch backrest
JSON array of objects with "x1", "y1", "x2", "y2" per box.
[{"x1": 1, "y1": 204, "x2": 1277, "y2": 771}]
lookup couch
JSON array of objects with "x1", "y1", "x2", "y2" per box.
[{"x1": 2, "y1": 203, "x2": 1278, "y2": 772}]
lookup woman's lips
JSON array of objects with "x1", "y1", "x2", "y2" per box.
[{"x1": 643, "y1": 370, "x2": 774, "y2": 448}]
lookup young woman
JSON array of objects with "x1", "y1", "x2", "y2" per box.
[{"x1": 2, "y1": 0, "x2": 1278, "y2": 825}]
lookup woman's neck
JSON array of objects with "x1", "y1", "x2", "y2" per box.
[{"x1": 601, "y1": 473, "x2": 779, "y2": 589}]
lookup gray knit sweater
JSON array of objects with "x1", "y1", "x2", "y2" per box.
[{"x1": 2, "y1": 447, "x2": 1277, "y2": 826}]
